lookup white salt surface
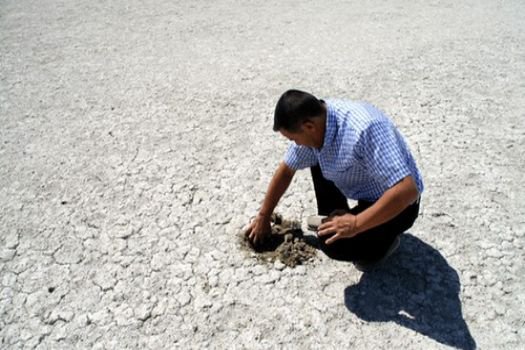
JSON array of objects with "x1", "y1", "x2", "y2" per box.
[{"x1": 1, "y1": 0, "x2": 524, "y2": 348}]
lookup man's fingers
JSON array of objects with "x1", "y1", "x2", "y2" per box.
[
  {"x1": 318, "y1": 218, "x2": 337, "y2": 234},
  {"x1": 317, "y1": 223, "x2": 335, "y2": 237},
  {"x1": 249, "y1": 229, "x2": 262, "y2": 246},
  {"x1": 244, "y1": 222, "x2": 254, "y2": 236},
  {"x1": 317, "y1": 229, "x2": 328, "y2": 237},
  {"x1": 317, "y1": 219, "x2": 332, "y2": 231},
  {"x1": 325, "y1": 233, "x2": 341, "y2": 245}
]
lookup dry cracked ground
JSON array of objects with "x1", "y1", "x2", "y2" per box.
[{"x1": 1, "y1": 0, "x2": 524, "y2": 349}]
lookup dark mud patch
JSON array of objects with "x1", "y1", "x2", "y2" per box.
[{"x1": 240, "y1": 213, "x2": 317, "y2": 267}]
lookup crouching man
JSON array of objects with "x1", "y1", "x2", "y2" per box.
[{"x1": 245, "y1": 89, "x2": 424, "y2": 271}]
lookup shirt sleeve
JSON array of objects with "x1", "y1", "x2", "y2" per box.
[
  {"x1": 360, "y1": 121, "x2": 412, "y2": 189},
  {"x1": 283, "y1": 143, "x2": 318, "y2": 170}
]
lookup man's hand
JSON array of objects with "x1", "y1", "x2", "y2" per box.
[
  {"x1": 244, "y1": 162, "x2": 295, "y2": 246},
  {"x1": 244, "y1": 213, "x2": 272, "y2": 246},
  {"x1": 317, "y1": 213, "x2": 359, "y2": 245}
]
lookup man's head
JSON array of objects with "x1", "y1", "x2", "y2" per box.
[{"x1": 273, "y1": 89, "x2": 326, "y2": 148}]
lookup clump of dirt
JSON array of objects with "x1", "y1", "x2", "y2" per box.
[{"x1": 240, "y1": 213, "x2": 317, "y2": 267}]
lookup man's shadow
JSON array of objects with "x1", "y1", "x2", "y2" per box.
[{"x1": 335, "y1": 233, "x2": 476, "y2": 350}]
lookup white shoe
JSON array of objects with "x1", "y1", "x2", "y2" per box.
[{"x1": 306, "y1": 215, "x2": 326, "y2": 231}]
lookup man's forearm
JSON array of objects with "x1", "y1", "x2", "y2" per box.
[
  {"x1": 355, "y1": 175, "x2": 419, "y2": 234},
  {"x1": 258, "y1": 162, "x2": 296, "y2": 218}
]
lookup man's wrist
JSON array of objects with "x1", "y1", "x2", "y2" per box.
[
  {"x1": 257, "y1": 211, "x2": 272, "y2": 219},
  {"x1": 353, "y1": 213, "x2": 363, "y2": 235}
]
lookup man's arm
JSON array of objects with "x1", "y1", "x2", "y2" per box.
[
  {"x1": 318, "y1": 175, "x2": 419, "y2": 244},
  {"x1": 354, "y1": 174, "x2": 419, "y2": 233},
  {"x1": 245, "y1": 162, "x2": 296, "y2": 244}
]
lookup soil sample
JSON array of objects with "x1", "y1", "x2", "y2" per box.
[{"x1": 241, "y1": 213, "x2": 317, "y2": 267}]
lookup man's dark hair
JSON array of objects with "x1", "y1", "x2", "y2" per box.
[{"x1": 273, "y1": 89, "x2": 325, "y2": 132}]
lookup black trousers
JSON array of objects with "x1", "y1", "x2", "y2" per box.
[{"x1": 311, "y1": 165, "x2": 420, "y2": 262}]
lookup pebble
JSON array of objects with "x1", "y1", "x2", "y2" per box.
[
  {"x1": 73, "y1": 313, "x2": 89, "y2": 327},
  {"x1": 46, "y1": 309, "x2": 74, "y2": 324},
  {"x1": 194, "y1": 294, "x2": 213, "y2": 309},
  {"x1": 495, "y1": 304, "x2": 506, "y2": 316},
  {"x1": 53, "y1": 241, "x2": 84, "y2": 265},
  {"x1": 114, "y1": 305, "x2": 135, "y2": 327},
  {"x1": 258, "y1": 270, "x2": 281, "y2": 284},
  {"x1": 486, "y1": 248, "x2": 503, "y2": 259},
  {"x1": 274, "y1": 260, "x2": 285, "y2": 271},
  {"x1": 252, "y1": 265, "x2": 266, "y2": 276},
  {"x1": 293, "y1": 265, "x2": 306, "y2": 275},
  {"x1": 478, "y1": 241, "x2": 494, "y2": 250},
  {"x1": 1, "y1": 272, "x2": 17, "y2": 287},
  {"x1": 184, "y1": 247, "x2": 201, "y2": 263},
  {"x1": 152, "y1": 298, "x2": 168, "y2": 317},
  {"x1": 177, "y1": 292, "x2": 192, "y2": 307},
  {"x1": 92, "y1": 270, "x2": 116, "y2": 291},
  {"x1": 135, "y1": 304, "x2": 153, "y2": 321},
  {"x1": 88, "y1": 308, "x2": 112, "y2": 325},
  {"x1": 501, "y1": 241, "x2": 513, "y2": 251},
  {"x1": 512, "y1": 238, "x2": 523, "y2": 249},
  {"x1": 208, "y1": 276, "x2": 219, "y2": 288},
  {"x1": 484, "y1": 309, "x2": 497, "y2": 321},
  {"x1": 51, "y1": 322, "x2": 68, "y2": 341},
  {"x1": 151, "y1": 253, "x2": 166, "y2": 271},
  {"x1": 218, "y1": 268, "x2": 234, "y2": 284},
  {"x1": 0, "y1": 249, "x2": 16, "y2": 262},
  {"x1": 5, "y1": 232, "x2": 19, "y2": 250}
]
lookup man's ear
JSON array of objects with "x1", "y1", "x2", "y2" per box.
[{"x1": 302, "y1": 119, "x2": 316, "y2": 132}]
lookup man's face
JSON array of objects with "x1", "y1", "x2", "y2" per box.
[{"x1": 279, "y1": 123, "x2": 317, "y2": 147}]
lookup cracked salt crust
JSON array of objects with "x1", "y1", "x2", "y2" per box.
[{"x1": 1, "y1": 0, "x2": 524, "y2": 348}]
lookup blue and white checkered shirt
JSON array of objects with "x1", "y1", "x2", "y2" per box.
[{"x1": 284, "y1": 99, "x2": 424, "y2": 202}]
